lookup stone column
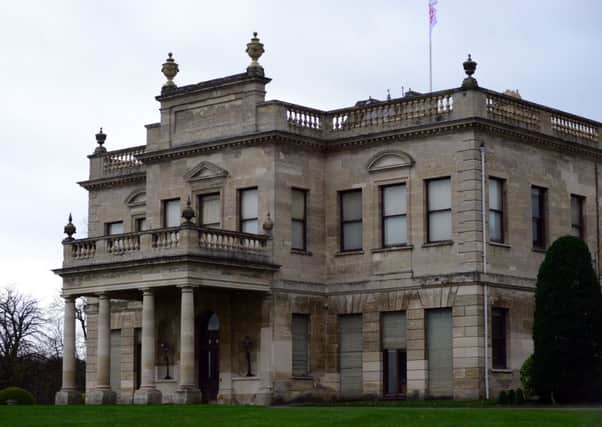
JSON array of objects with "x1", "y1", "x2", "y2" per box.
[
  {"x1": 88, "y1": 294, "x2": 116, "y2": 404},
  {"x1": 133, "y1": 288, "x2": 162, "y2": 404},
  {"x1": 257, "y1": 295, "x2": 273, "y2": 405},
  {"x1": 175, "y1": 286, "x2": 201, "y2": 403},
  {"x1": 55, "y1": 296, "x2": 82, "y2": 405}
]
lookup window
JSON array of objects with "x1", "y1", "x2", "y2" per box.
[
  {"x1": 531, "y1": 186, "x2": 546, "y2": 249},
  {"x1": 491, "y1": 308, "x2": 508, "y2": 369},
  {"x1": 571, "y1": 195, "x2": 585, "y2": 239},
  {"x1": 134, "y1": 217, "x2": 147, "y2": 232},
  {"x1": 291, "y1": 189, "x2": 307, "y2": 251},
  {"x1": 426, "y1": 178, "x2": 452, "y2": 242},
  {"x1": 106, "y1": 221, "x2": 124, "y2": 235},
  {"x1": 382, "y1": 184, "x2": 407, "y2": 247},
  {"x1": 292, "y1": 314, "x2": 309, "y2": 377},
  {"x1": 381, "y1": 312, "x2": 407, "y2": 397},
  {"x1": 489, "y1": 178, "x2": 505, "y2": 242},
  {"x1": 239, "y1": 188, "x2": 258, "y2": 234},
  {"x1": 163, "y1": 199, "x2": 181, "y2": 228},
  {"x1": 199, "y1": 193, "x2": 221, "y2": 228},
  {"x1": 340, "y1": 189, "x2": 363, "y2": 251}
]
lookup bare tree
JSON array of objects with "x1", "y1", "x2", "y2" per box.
[{"x1": 0, "y1": 287, "x2": 46, "y2": 361}]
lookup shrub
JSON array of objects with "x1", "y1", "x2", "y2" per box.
[
  {"x1": 507, "y1": 389, "x2": 516, "y2": 404},
  {"x1": 520, "y1": 355, "x2": 534, "y2": 399},
  {"x1": 0, "y1": 387, "x2": 35, "y2": 405},
  {"x1": 497, "y1": 390, "x2": 507, "y2": 405},
  {"x1": 533, "y1": 236, "x2": 602, "y2": 403},
  {"x1": 515, "y1": 388, "x2": 525, "y2": 404}
]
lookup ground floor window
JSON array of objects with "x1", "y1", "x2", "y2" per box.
[
  {"x1": 381, "y1": 311, "x2": 407, "y2": 397},
  {"x1": 492, "y1": 307, "x2": 508, "y2": 369},
  {"x1": 292, "y1": 314, "x2": 309, "y2": 376}
]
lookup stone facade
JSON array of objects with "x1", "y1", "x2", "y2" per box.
[{"x1": 55, "y1": 35, "x2": 602, "y2": 405}]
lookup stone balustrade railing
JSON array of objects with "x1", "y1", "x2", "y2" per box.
[
  {"x1": 64, "y1": 225, "x2": 272, "y2": 266},
  {"x1": 263, "y1": 88, "x2": 601, "y2": 146},
  {"x1": 102, "y1": 145, "x2": 145, "y2": 175}
]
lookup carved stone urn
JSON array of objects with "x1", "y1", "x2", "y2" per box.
[
  {"x1": 161, "y1": 52, "x2": 179, "y2": 89},
  {"x1": 246, "y1": 32, "x2": 265, "y2": 75}
]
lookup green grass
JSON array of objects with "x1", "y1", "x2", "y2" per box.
[{"x1": 1, "y1": 405, "x2": 602, "y2": 427}]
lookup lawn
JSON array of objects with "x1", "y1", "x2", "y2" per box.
[{"x1": 1, "y1": 405, "x2": 602, "y2": 427}]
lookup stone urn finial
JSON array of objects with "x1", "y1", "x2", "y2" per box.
[
  {"x1": 246, "y1": 32, "x2": 265, "y2": 76},
  {"x1": 64, "y1": 213, "x2": 76, "y2": 241},
  {"x1": 181, "y1": 196, "x2": 195, "y2": 224},
  {"x1": 161, "y1": 52, "x2": 179, "y2": 90},
  {"x1": 461, "y1": 54, "x2": 479, "y2": 89},
  {"x1": 94, "y1": 127, "x2": 107, "y2": 154},
  {"x1": 262, "y1": 211, "x2": 273, "y2": 234}
]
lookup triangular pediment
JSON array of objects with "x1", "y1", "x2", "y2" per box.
[
  {"x1": 367, "y1": 150, "x2": 414, "y2": 173},
  {"x1": 184, "y1": 161, "x2": 229, "y2": 182}
]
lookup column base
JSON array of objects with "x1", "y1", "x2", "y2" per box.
[
  {"x1": 174, "y1": 387, "x2": 202, "y2": 404},
  {"x1": 133, "y1": 387, "x2": 162, "y2": 405},
  {"x1": 87, "y1": 388, "x2": 117, "y2": 405},
  {"x1": 55, "y1": 388, "x2": 82, "y2": 405}
]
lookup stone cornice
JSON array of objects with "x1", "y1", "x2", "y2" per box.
[
  {"x1": 54, "y1": 253, "x2": 280, "y2": 277},
  {"x1": 78, "y1": 172, "x2": 146, "y2": 191}
]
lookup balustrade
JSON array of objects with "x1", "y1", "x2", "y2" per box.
[
  {"x1": 551, "y1": 115, "x2": 599, "y2": 143},
  {"x1": 63, "y1": 226, "x2": 270, "y2": 265},
  {"x1": 102, "y1": 146, "x2": 145, "y2": 174},
  {"x1": 485, "y1": 94, "x2": 541, "y2": 130}
]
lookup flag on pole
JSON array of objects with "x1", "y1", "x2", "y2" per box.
[{"x1": 429, "y1": 0, "x2": 438, "y2": 34}]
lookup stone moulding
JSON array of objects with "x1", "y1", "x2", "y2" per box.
[{"x1": 78, "y1": 172, "x2": 146, "y2": 191}]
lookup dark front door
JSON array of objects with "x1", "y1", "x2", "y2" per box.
[{"x1": 198, "y1": 312, "x2": 220, "y2": 402}]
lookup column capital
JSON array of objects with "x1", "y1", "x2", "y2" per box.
[
  {"x1": 177, "y1": 285, "x2": 194, "y2": 292},
  {"x1": 139, "y1": 287, "x2": 154, "y2": 296},
  {"x1": 61, "y1": 294, "x2": 76, "y2": 303},
  {"x1": 95, "y1": 292, "x2": 110, "y2": 300}
]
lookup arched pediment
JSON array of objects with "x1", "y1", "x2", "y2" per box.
[
  {"x1": 367, "y1": 150, "x2": 414, "y2": 173},
  {"x1": 184, "y1": 161, "x2": 228, "y2": 182},
  {"x1": 125, "y1": 189, "x2": 146, "y2": 207}
]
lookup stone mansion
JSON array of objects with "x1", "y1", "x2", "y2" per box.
[{"x1": 55, "y1": 34, "x2": 602, "y2": 405}]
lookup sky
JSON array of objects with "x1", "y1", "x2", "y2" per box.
[{"x1": 0, "y1": 0, "x2": 601, "y2": 305}]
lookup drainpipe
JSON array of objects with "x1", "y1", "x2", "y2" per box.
[
  {"x1": 480, "y1": 143, "x2": 490, "y2": 400},
  {"x1": 596, "y1": 163, "x2": 601, "y2": 276}
]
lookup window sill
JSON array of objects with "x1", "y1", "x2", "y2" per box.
[
  {"x1": 372, "y1": 245, "x2": 414, "y2": 253},
  {"x1": 335, "y1": 250, "x2": 365, "y2": 257},
  {"x1": 490, "y1": 368, "x2": 513, "y2": 374},
  {"x1": 291, "y1": 376, "x2": 313, "y2": 380},
  {"x1": 488, "y1": 241, "x2": 511, "y2": 249},
  {"x1": 532, "y1": 247, "x2": 546, "y2": 253},
  {"x1": 422, "y1": 240, "x2": 454, "y2": 248},
  {"x1": 291, "y1": 249, "x2": 313, "y2": 256}
]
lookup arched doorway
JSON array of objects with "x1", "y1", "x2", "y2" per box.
[{"x1": 198, "y1": 312, "x2": 219, "y2": 402}]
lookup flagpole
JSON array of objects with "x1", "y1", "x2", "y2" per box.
[{"x1": 429, "y1": 27, "x2": 432, "y2": 92}]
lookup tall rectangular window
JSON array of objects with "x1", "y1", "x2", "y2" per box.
[
  {"x1": 489, "y1": 178, "x2": 505, "y2": 242},
  {"x1": 491, "y1": 307, "x2": 508, "y2": 369},
  {"x1": 106, "y1": 221, "x2": 124, "y2": 235},
  {"x1": 163, "y1": 199, "x2": 181, "y2": 228},
  {"x1": 381, "y1": 312, "x2": 407, "y2": 397},
  {"x1": 382, "y1": 184, "x2": 407, "y2": 247},
  {"x1": 291, "y1": 189, "x2": 307, "y2": 251},
  {"x1": 134, "y1": 217, "x2": 147, "y2": 232},
  {"x1": 292, "y1": 314, "x2": 309, "y2": 377},
  {"x1": 427, "y1": 178, "x2": 452, "y2": 242},
  {"x1": 531, "y1": 186, "x2": 546, "y2": 249},
  {"x1": 239, "y1": 188, "x2": 258, "y2": 234},
  {"x1": 340, "y1": 189, "x2": 363, "y2": 251},
  {"x1": 199, "y1": 193, "x2": 221, "y2": 228},
  {"x1": 570, "y1": 195, "x2": 585, "y2": 239}
]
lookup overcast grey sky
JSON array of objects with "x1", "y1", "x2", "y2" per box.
[{"x1": 0, "y1": 0, "x2": 600, "y2": 303}]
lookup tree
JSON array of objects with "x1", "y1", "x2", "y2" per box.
[
  {"x1": 0, "y1": 287, "x2": 46, "y2": 388},
  {"x1": 533, "y1": 236, "x2": 602, "y2": 402}
]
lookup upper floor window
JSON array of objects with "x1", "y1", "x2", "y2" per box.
[
  {"x1": 106, "y1": 221, "x2": 124, "y2": 235},
  {"x1": 489, "y1": 178, "x2": 505, "y2": 243},
  {"x1": 239, "y1": 188, "x2": 258, "y2": 234},
  {"x1": 134, "y1": 217, "x2": 147, "y2": 232},
  {"x1": 426, "y1": 177, "x2": 452, "y2": 242},
  {"x1": 491, "y1": 307, "x2": 508, "y2": 369},
  {"x1": 531, "y1": 186, "x2": 546, "y2": 249},
  {"x1": 340, "y1": 189, "x2": 363, "y2": 251},
  {"x1": 291, "y1": 188, "x2": 307, "y2": 251},
  {"x1": 163, "y1": 199, "x2": 181, "y2": 228},
  {"x1": 199, "y1": 193, "x2": 221, "y2": 228},
  {"x1": 381, "y1": 184, "x2": 407, "y2": 247},
  {"x1": 570, "y1": 194, "x2": 585, "y2": 239}
]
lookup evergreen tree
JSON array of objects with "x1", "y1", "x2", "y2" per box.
[{"x1": 533, "y1": 236, "x2": 602, "y2": 402}]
